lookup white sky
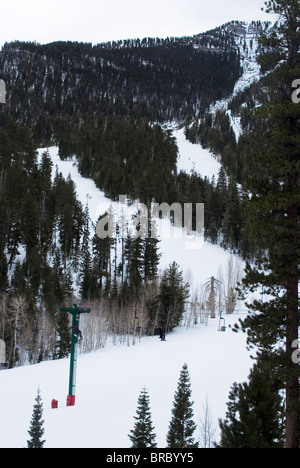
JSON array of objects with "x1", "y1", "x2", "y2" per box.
[{"x1": 0, "y1": 0, "x2": 272, "y2": 47}]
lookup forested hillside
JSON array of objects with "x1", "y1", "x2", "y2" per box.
[
  {"x1": 0, "y1": 21, "x2": 273, "y2": 368},
  {"x1": 0, "y1": 0, "x2": 299, "y2": 449},
  {"x1": 0, "y1": 31, "x2": 240, "y2": 128}
]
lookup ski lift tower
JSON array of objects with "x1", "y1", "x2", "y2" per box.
[{"x1": 60, "y1": 304, "x2": 90, "y2": 407}]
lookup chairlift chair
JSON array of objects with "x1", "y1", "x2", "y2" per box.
[{"x1": 218, "y1": 311, "x2": 226, "y2": 332}]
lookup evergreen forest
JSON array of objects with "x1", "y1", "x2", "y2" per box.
[
  {"x1": 0, "y1": 4, "x2": 299, "y2": 449},
  {"x1": 0, "y1": 24, "x2": 249, "y2": 369}
]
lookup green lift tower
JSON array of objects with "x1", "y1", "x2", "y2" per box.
[{"x1": 60, "y1": 304, "x2": 90, "y2": 406}]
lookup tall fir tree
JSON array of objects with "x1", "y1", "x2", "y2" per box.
[
  {"x1": 80, "y1": 205, "x2": 98, "y2": 300},
  {"x1": 124, "y1": 233, "x2": 143, "y2": 295},
  {"x1": 143, "y1": 210, "x2": 161, "y2": 282},
  {"x1": 93, "y1": 212, "x2": 114, "y2": 291},
  {"x1": 56, "y1": 311, "x2": 71, "y2": 359},
  {"x1": 166, "y1": 363, "x2": 198, "y2": 448},
  {"x1": 129, "y1": 387, "x2": 157, "y2": 449},
  {"x1": 237, "y1": 0, "x2": 300, "y2": 448},
  {"x1": 159, "y1": 262, "x2": 189, "y2": 333},
  {"x1": 218, "y1": 358, "x2": 285, "y2": 448},
  {"x1": 27, "y1": 388, "x2": 46, "y2": 449}
]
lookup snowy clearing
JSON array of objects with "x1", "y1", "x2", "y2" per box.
[
  {"x1": 0, "y1": 313, "x2": 251, "y2": 448},
  {"x1": 175, "y1": 127, "x2": 221, "y2": 180}
]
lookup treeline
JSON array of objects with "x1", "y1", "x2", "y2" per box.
[
  {"x1": 57, "y1": 118, "x2": 178, "y2": 204},
  {"x1": 0, "y1": 106, "x2": 256, "y2": 369},
  {"x1": 185, "y1": 111, "x2": 238, "y2": 176},
  {"x1": 184, "y1": 71, "x2": 273, "y2": 186},
  {"x1": 0, "y1": 113, "x2": 194, "y2": 367},
  {"x1": 58, "y1": 118, "x2": 249, "y2": 256},
  {"x1": 0, "y1": 34, "x2": 240, "y2": 128},
  {"x1": 0, "y1": 28, "x2": 252, "y2": 370},
  {"x1": 0, "y1": 114, "x2": 83, "y2": 366}
]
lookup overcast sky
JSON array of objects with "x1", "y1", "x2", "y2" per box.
[{"x1": 0, "y1": 0, "x2": 272, "y2": 47}]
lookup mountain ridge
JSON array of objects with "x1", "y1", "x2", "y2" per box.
[{"x1": 0, "y1": 19, "x2": 273, "y2": 129}]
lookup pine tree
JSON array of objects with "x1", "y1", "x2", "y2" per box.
[
  {"x1": 93, "y1": 213, "x2": 114, "y2": 290},
  {"x1": 218, "y1": 359, "x2": 285, "y2": 448},
  {"x1": 80, "y1": 244, "x2": 94, "y2": 300},
  {"x1": 159, "y1": 262, "x2": 189, "y2": 333},
  {"x1": 238, "y1": 0, "x2": 300, "y2": 448},
  {"x1": 129, "y1": 387, "x2": 157, "y2": 449},
  {"x1": 166, "y1": 364, "x2": 198, "y2": 448},
  {"x1": 143, "y1": 211, "x2": 161, "y2": 282},
  {"x1": 80, "y1": 205, "x2": 98, "y2": 300},
  {"x1": 27, "y1": 388, "x2": 46, "y2": 448},
  {"x1": 56, "y1": 311, "x2": 71, "y2": 359},
  {"x1": 124, "y1": 233, "x2": 143, "y2": 295},
  {"x1": 221, "y1": 175, "x2": 242, "y2": 251},
  {"x1": 0, "y1": 250, "x2": 8, "y2": 293}
]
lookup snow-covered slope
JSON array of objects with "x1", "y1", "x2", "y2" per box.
[
  {"x1": 175, "y1": 127, "x2": 221, "y2": 180},
  {"x1": 210, "y1": 21, "x2": 271, "y2": 140},
  {"x1": 40, "y1": 132, "x2": 234, "y2": 290},
  {"x1": 233, "y1": 22, "x2": 263, "y2": 96},
  {"x1": 0, "y1": 312, "x2": 251, "y2": 448},
  {"x1": 0, "y1": 107, "x2": 253, "y2": 449}
]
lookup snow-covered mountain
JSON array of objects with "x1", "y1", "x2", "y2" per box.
[
  {"x1": 0, "y1": 20, "x2": 269, "y2": 448},
  {"x1": 208, "y1": 21, "x2": 273, "y2": 139}
]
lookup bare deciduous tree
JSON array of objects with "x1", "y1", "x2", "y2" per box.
[
  {"x1": 218, "y1": 256, "x2": 244, "y2": 314},
  {"x1": 199, "y1": 396, "x2": 216, "y2": 448},
  {"x1": 7, "y1": 295, "x2": 28, "y2": 367}
]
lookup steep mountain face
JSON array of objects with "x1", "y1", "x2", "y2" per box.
[{"x1": 184, "y1": 21, "x2": 275, "y2": 183}]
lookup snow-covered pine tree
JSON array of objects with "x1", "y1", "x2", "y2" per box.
[
  {"x1": 166, "y1": 363, "x2": 199, "y2": 448},
  {"x1": 129, "y1": 387, "x2": 157, "y2": 448},
  {"x1": 27, "y1": 388, "x2": 46, "y2": 448}
]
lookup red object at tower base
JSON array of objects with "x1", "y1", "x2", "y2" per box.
[
  {"x1": 67, "y1": 395, "x2": 76, "y2": 407},
  {"x1": 51, "y1": 399, "x2": 58, "y2": 409}
]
